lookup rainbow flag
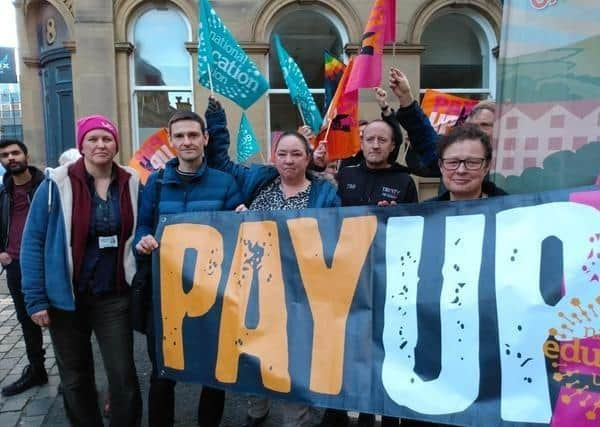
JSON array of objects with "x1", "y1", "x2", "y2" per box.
[
  {"x1": 345, "y1": 0, "x2": 396, "y2": 93},
  {"x1": 324, "y1": 51, "x2": 345, "y2": 113}
]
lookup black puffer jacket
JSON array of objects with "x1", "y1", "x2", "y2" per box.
[{"x1": 0, "y1": 167, "x2": 45, "y2": 252}]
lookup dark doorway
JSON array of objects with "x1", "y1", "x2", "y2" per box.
[{"x1": 40, "y1": 48, "x2": 74, "y2": 167}]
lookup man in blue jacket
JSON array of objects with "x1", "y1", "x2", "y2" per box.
[{"x1": 134, "y1": 109, "x2": 242, "y2": 427}]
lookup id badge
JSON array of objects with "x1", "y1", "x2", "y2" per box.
[{"x1": 98, "y1": 235, "x2": 118, "y2": 249}]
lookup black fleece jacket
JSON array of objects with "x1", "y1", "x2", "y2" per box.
[{"x1": 336, "y1": 162, "x2": 418, "y2": 207}]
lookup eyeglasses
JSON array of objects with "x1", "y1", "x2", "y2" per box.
[{"x1": 440, "y1": 157, "x2": 487, "y2": 171}]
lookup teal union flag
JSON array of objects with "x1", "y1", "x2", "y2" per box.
[
  {"x1": 236, "y1": 113, "x2": 260, "y2": 163},
  {"x1": 273, "y1": 35, "x2": 323, "y2": 133},
  {"x1": 198, "y1": 0, "x2": 269, "y2": 109}
]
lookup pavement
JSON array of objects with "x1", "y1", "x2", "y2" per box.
[
  {"x1": 0, "y1": 273, "x2": 60, "y2": 427},
  {"x1": 0, "y1": 275, "x2": 378, "y2": 426}
]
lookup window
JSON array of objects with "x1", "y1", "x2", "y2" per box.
[
  {"x1": 0, "y1": 125, "x2": 23, "y2": 140},
  {"x1": 268, "y1": 9, "x2": 346, "y2": 142},
  {"x1": 130, "y1": 7, "x2": 193, "y2": 149},
  {"x1": 420, "y1": 9, "x2": 497, "y2": 100}
]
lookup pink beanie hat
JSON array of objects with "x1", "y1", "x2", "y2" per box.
[{"x1": 76, "y1": 114, "x2": 119, "y2": 153}]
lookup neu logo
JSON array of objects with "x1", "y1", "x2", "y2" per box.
[
  {"x1": 99, "y1": 121, "x2": 115, "y2": 133},
  {"x1": 543, "y1": 295, "x2": 600, "y2": 422}
]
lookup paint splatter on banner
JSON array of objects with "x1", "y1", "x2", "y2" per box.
[
  {"x1": 492, "y1": 0, "x2": 600, "y2": 193},
  {"x1": 152, "y1": 186, "x2": 600, "y2": 426}
]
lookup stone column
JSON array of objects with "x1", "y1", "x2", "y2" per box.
[
  {"x1": 13, "y1": 0, "x2": 46, "y2": 166},
  {"x1": 114, "y1": 42, "x2": 134, "y2": 162},
  {"x1": 70, "y1": 1, "x2": 118, "y2": 140}
]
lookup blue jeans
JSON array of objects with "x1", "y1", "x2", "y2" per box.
[{"x1": 49, "y1": 293, "x2": 142, "y2": 427}]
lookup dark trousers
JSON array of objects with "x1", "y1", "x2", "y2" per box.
[
  {"x1": 146, "y1": 310, "x2": 225, "y2": 427},
  {"x1": 359, "y1": 413, "x2": 399, "y2": 427},
  {"x1": 322, "y1": 409, "x2": 401, "y2": 426},
  {"x1": 5, "y1": 260, "x2": 45, "y2": 370},
  {"x1": 49, "y1": 293, "x2": 142, "y2": 427}
]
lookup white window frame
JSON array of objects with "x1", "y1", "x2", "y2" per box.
[
  {"x1": 419, "y1": 7, "x2": 498, "y2": 100},
  {"x1": 128, "y1": 5, "x2": 194, "y2": 150}
]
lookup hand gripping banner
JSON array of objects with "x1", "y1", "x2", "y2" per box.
[{"x1": 151, "y1": 186, "x2": 600, "y2": 426}]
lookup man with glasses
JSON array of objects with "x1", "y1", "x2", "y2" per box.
[
  {"x1": 388, "y1": 67, "x2": 497, "y2": 178},
  {"x1": 433, "y1": 123, "x2": 507, "y2": 201}
]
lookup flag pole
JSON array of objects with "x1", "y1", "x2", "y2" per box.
[
  {"x1": 323, "y1": 97, "x2": 336, "y2": 124},
  {"x1": 259, "y1": 149, "x2": 267, "y2": 164},
  {"x1": 199, "y1": 0, "x2": 214, "y2": 96},
  {"x1": 322, "y1": 113, "x2": 334, "y2": 143},
  {"x1": 297, "y1": 105, "x2": 306, "y2": 126},
  {"x1": 206, "y1": 60, "x2": 215, "y2": 97}
]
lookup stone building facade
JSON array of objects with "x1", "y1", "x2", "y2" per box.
[{"x1": 13, "y1": 0, "x2": 502, "y2": 197}]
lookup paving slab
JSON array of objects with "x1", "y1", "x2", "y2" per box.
[
  {"x1": 17, "y1": 415, "x2": 45, "y2": 427},
  {"x1": 23, "y1": 398, "x2": 54, "y2": 417},
  {"x1": 0, "y1": 411, "x2": 20, "y2": 427},
  {"x1": 0, "y1": 396, "x2": 30, "y2": 412}
]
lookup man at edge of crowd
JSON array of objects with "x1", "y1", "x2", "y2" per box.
[{"x1": 0, "y1": 139, "x2": 48, "y2": 397}]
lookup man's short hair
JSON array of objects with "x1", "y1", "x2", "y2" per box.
[
  {"x1": 167, "y1": 110, "x2": 206, "y2": 135},
  {"x1": 437, "y1": 123, "x2": 493, "y2": 160},
  {"x1": 0, "y1": 139, "x2": 28, "y2": 156},
  {"x1": 362, "y1": 119, "x2": 403, "y2": 164},
  {"x1": 468, "y1": 100, "x2": 496, "y2": 119}
]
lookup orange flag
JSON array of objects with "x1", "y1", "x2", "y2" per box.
[
  {"x1": 420, "y1": 89, "x2": 479, "y2": 135},
  {"x1": 317, "y1": 56, "x2": 360, "y2": 161},
  {"x1": 128, "y1": 128, "x2": 175, "y2": 184}
]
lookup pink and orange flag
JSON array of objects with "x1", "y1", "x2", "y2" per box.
[
  {"x1": 128, "y1": 128, "x2": 175, "y2": 184},
  {"x1": 420, "y1": 89, "x2": 479, "y2": 135},
  {"x1": 318, "y1": 56, "x2": 360, "y2": 161},
  {"x1": 345, "y1": 0, "x2": 396, "y2": 93}
]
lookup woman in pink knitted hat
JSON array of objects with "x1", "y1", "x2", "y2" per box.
[{"x1": 20, "y1": 114, "x2": 142, "y2": 427}]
